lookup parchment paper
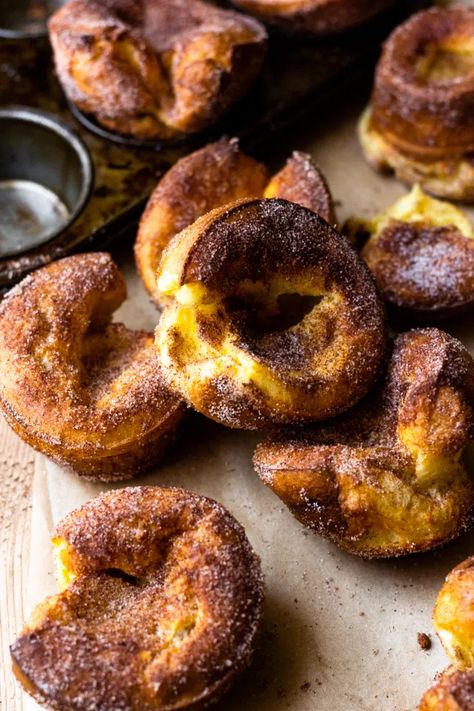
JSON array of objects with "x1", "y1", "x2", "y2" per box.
[{"x1": 23, "y1": 95, "x2": 474, "y2": 711}]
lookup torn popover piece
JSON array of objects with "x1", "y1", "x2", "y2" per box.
[
  {"x1": 229, "y1": 0, "x2": 393, "y2": 37},
  {"x1": 10, "y1": 486, "x2": 264, "y2": 711},
  {"x1": 155, "y1": 198, "x2": 386, "y2": 430},
  {"x1": 135, "y1": 137, "x2": 335, "y2": 303},
  {"x1": 346, "y1": 185, "x2": 474, "y2": 319},
  {"x1": 0, "y1": 254, "x2": 186, "y2": 480},
  {"x1": 419, "y1": 558, "x2": 474, "y2": 710},
  {"x1": 359, "y1": 6, "x2": 474, "y2": 202},
  {"x1": 49, "y1": 0, "x2": 267, "y2": 141},
  {"x1": 254, "y1": 328, "x2": 474, "y2": 558}
]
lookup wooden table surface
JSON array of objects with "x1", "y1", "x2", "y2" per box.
[{"x1": 0, "y1": 420, "x2": 36, "y2": 710}]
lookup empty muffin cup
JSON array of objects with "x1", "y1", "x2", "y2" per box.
[
  {"x1": 0, "y1": 1, "x2": 64, "y2": 39},
  {"x1": 0, "y1": 107, "x2": 93, "y2": 259}
]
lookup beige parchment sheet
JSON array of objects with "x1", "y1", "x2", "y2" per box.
[{"x1": 23, "y1": 96, "x2": 474, "y2": 711}]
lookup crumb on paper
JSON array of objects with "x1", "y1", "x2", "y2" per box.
[{"x1": 417, "y1": 632, "x2": 432, "y2": 651}]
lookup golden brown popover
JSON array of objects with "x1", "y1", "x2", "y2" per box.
[
  {"x1": 10, "y1": 486, "x2": 264, "y2": 711},
  {"x1": 230, "y1": 0, "x2": 393, "y2": 37},
  {"x1": 418, "y1": 668, "x2": 474, "y2": 711},
  {"x1": 419, "y1": 559, "x2": 474, "y2": 710},
  {"x1": 155, "y1": 197, "x2": 386, "y2": 430},
  {"x1": 135, "y1": 137, "x2": 335, "y2": 303},
  {"x1": 359, "y1": 6, "x2": 474, "y2": 202},
  {"x1": 0, "y1": 254, "x2": 186, "y2": 480},
  {"x1": 346, "y1": 185, "x2": 474, "y2": 319},
  {"x1": 254, "y1": 328, "x2": 474, "y2": 558},
  {"x1": 48, "y1": 0, "x2": 267, "y2": 141}
]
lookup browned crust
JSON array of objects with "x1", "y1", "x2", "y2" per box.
[
  {"x1": 254, "y1": 328, "x2": 474, "y2": 558},
  {"x1": 48, "y1": 0, "x2": 267, "y2": 140},
  {"x1": 156, "y1": 198, "x2": 386, "y2": 429},
  {"x1": 135, "y1": 137, "x2": 270, "y2": 299},
  {"x1": 135, "y1": 138, "x2": 334, "y2": 302},
  {"x1": 419, "y1": 668, "x2": 474, "y2": 711},
  {"x1": 362, "y1": 221, "x2": 474, "y2": 317},
  {"x1": 371, "y1": 7, "x2": 474, "y2": 161},
  {"x1": 10, "y1": 486, "x2": 264, "y2": 711},
  {"x1": 264, "y1": 150, "x2": 335, "y2": 224},
  {"x1": 230, "y1": 0, "x2": 393, "y2": 37},
  {"x1": 0, "y1": 253, "x2": 186, "y2": 481}
]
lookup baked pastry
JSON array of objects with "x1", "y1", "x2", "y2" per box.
[
  {"x1": 10, "y1": 486, "x2": 264, "y2": 710},
  {"x1": 419, "y1": 558, "x2": 474, "y2": 710},
  {"x1": 48, "y1": 0, "x2": 267, "y2": 141},
  {"x1": 346, "y1": 185, "x2": 474, "y2": 319},
  {"x1": 156, "y1": 197, "x2": 386, "y2": 430},
  {"x1": 254, "y1": 328, "x2": 474, "y2": 558},
  {"x1": 135, "y1": 137, "x2": 335, "y2": 303},
  {"x1": 359, "y1": 6, "x2": 474, "y2": 202},
  {"x1": 229, "y1": 0, "x2": 393, "y2": 37},
  {"x1": 0, "y1": 253, "x2": 186, "y2": 480},
  {"x1": 418, "y1": 668, "x2": 474, "y2": 711}
]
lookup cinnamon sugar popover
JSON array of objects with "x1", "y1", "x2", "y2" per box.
[
  {"x1": 0, "y1": 254, "x2": 186, "y2": 481},
  {"x1": 135, "y1": 137, "x2": 335, "y2": 304},
  {"x1": 230, "y1": 0, "x2": 393, "y2": 37},
  {"x1": 419, "y1": 558, "x2": 474, "y2": 710},
  {"x1": 359, "y1": 6, "x2": 474, "y2": 202},
  {"x1": 11, "y1": 486, "x2": 264, "y2": 711},
  {"x1": 48, "y1": 0, "x2": 267, "y2": 141},
  {"x1": 155, "y1": 198, "x2": 386, "y2": 430},
  {"x1": 346, "y1": 185, "x2": 474, "y2": 319},
  {"x1": 254, "y1": 328, "x2": 474, "y2": 558}
]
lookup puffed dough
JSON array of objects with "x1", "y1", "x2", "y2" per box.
[
  {"x1": 0, "y1": 253, "x2": 186, "y2": 480},
  {"x1": 255, "y1": 328, "x2": 474, "y2": 558},
  {"x1": 10, "y1": 486, "x2": 264, "y2": 711}
]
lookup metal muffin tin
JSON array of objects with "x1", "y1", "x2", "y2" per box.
[
  {"x1": 0, "y1": 0, "x2": 431, "y2": 292},
  {"x1": 0, "y1": 107, "x2": 93, "y2": 258}
]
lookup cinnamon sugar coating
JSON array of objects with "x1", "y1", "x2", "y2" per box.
[
  {"x1": 230, "y1": 0, "x2": 393, "y2": 37},
  {"x1": 0, "y1": 254, "x2": 186, "y2": 480},
  {"x1": 363, "y1": 221, "x2": 474, "y2": 317},
  {"x1": 347, "y1": 187, "x2": 474, "y2": 319},
  {"x1": 11, "y1": 486, "x2": 264, "y2": 710},
  {"x1": 254, "y1": 328, "x2": 474, "y2": 558},
  {"x1": 156, "y1": 198, "x2": 386, "y2": 429},
  {"x1": 48, "y1": 0, "x2": 267, "y2": 141},
  {"x1": 135, "y1": 137, "x2": 334, "y2": 303},
  {"x1": 361, "y1": 7, "x2": 474, "y2": 200}
]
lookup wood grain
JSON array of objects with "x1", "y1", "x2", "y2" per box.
[{"x1": 0, "y1": 418, "x2": 36, "y2": 711}]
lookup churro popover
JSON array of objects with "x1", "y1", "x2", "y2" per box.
[
  {"x1": 49, "y1": 0, "x2": 267, "y2": 141},
  {"x1": 360, "y1": 6, "x2": 474, "y2": 202},
  {"x1": 11, "y1": 486, "x2": 264, "y2": 711},
  {"x1": 419, "y1": 558, "x2": 474, "y2": 710},
  {"x1": 254, "y1": 328, "x2": 474, "y2": 558},
  {"x1": 0, "y1": 254, "x2": 186, "y2": 480},
  {"x1": 346, "y1": 185, "x2": 474, "y2": 319},
  {"x1": 155, "y1": 198, "x2": 386, "y2": 430},
  {"x1": 230, "y1": 0, "x2": 393, "y2": 37},
  {"x1": 135, "y1": 137, "x2": 334, "y2": 303}
]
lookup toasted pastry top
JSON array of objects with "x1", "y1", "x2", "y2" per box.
[
  {"x1": 254, "y1": 328, "x2": 474, "y2": 557},
  {"x1": 156, "y1": 197, "x2": 386, "y2": 429},
  {"x1": 347, "y1": 186, "x2": 474, "y2": 316},
  {"x1": 370, "y1": 6, "x2": 474, "y2": 160},
  {"x1": 11, "y1": 486, "x2": 264, "y2": 711},
  {"x1": 0, "y1": 253, "x2": 185, "y2": 479},
  {"x1": 135, "y1": 137, "x2": 334, "y2": 301},
  {"x1": 48, "y1": 0, "x2": 267, "y2": 140}
]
